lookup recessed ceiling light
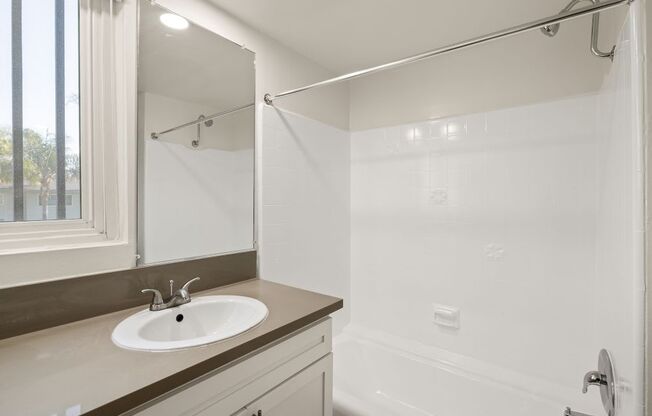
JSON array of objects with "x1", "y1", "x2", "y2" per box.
[{"x1": 160, "y1": 13, "x2": 189, "y2": 30}]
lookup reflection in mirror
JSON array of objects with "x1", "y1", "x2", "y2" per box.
[{"x1": 137, "y1": 0, "x2": 255, "y2": 265}]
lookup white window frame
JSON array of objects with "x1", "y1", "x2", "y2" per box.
[{"x1": 0, "y1": 0, "x2": 137, "y2": 282}]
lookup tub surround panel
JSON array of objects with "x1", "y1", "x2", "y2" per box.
[
  {"x1": 0, "y1": 250, "x2": 257, "y2": 340},
  {"x1": 346, "y1": 12, "x2": 643, "y2": 415},
  {"x1": 0, "y1": 279, "x2": 343, "y2": 416},
  {"x1": 351, "y1": 94, "x2": 601, "y2": 398}
]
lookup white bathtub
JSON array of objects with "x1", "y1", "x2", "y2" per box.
[{"x1": 333, "y1": 326, "x2": 597, "y2": 416}]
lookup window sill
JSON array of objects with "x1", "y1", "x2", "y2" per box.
[{"x1": 0, "y1": 233, "x2": 128, "y2": 256}]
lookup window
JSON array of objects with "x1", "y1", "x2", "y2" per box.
[
  {"x1": 0, "y1": 0, "x2": 137, "y2": 268},
  {"x1": 38, "y1": 193, "x2": 74, "y2": 207},
  {"x1": 1, "y1": 0, "x2": 80, "y2": 223}
]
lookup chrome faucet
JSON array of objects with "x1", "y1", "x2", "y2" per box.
[
  {"x1": 563, "y1": 349, "x2": 616, "y2": 416},
  {"x1": 141, "y1": 277, "x2": 201, "y2": 311},
  {"x1": 582, "y1": 370, "x2": 607, "y2": 393}
]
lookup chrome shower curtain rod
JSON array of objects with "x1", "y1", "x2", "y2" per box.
[
  {"x1": 264, "y1": 0, "x2": 632, "y2": 104},
  {"x1": 150, "y1": 103, "x2": 254, "y2": 140}
]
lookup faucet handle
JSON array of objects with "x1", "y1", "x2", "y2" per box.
[
  {"x1": 582, "y1": 370, "x2": 606, "y2": 393},
  {"x1": 564, "y1": 407, "x2": 596, "y2": 416},
  {"x1": 141, "y1": 288, "x2": 164, "y2": 306},
  {"x1": 181, "y1": 277, "x2": 201, "y2": 292}
]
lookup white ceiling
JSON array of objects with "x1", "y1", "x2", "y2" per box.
[{"x1": 207, "y1": 0, "x2": 569, "y2": 73}]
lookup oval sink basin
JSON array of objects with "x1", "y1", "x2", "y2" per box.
[{"x1": 112, "y1": 295, "x2": 268, "y2": 351}]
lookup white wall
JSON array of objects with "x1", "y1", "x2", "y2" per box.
[
  {"x1": 138, "y1": 92, "x2": 254, "y2": 264},
  {"x1": 347, "y1": 12, "x2": 644, "y2": 415},
  {"x1": 261, "y1": 106, "x2": 350, "y2": 333}
]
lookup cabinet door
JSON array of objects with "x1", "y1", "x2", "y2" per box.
[{"x1": 245, "y1": 354, "x2": 333, "y2": 416}]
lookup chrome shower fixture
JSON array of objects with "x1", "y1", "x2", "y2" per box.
[
  {"x1": 149, "y1": 103, "x2": 254, "y2": 148},
  {"x1": 191, "y1": 114, "x2": 214, "y2": 148},
  {"x1": 541, "y1": 0, "x2": 616, "y2": 60}
]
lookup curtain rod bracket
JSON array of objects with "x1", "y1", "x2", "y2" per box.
[
  {"x1": 264, "y1": 94, "x2": 273, "y2": 105},
  {"x1": 540, "y1": 0, "x2": 616, "y2": 61}
]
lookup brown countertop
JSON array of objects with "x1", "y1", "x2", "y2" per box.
[{"x1": 0, "y1": 279, "x2": 343, "y2": 416}]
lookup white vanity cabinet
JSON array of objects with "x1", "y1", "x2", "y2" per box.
[
  {"x1": 227, "y1": 355, "x2": 331, "y2": 416},
  {"x1": 129, "y1": 318, "x2": 333, "y2": 416},
  {"x1": 231, "y1": 355, "x2": 332, "y2": 416}
]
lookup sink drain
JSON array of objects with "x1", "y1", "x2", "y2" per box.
[{"x1": 176, "y1": 314, "x2": 184, "y2": 322}]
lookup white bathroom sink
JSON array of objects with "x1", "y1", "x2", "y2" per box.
[{"x1": 112, "y1": 295, "x2": 268, "y2": 351}]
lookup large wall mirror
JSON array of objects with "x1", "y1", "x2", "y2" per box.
[{"x1": 137, "y1": 0, "x2": 255, "y2": 265}]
